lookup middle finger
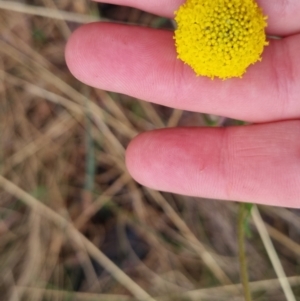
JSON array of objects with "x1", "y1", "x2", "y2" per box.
[{"x1": 66, "y1": 23, "x2": 300, "y2": 123}]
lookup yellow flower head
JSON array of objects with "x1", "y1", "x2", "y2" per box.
[{"x1": 174, "y1": 0, "x2": 268, "y2": 79}]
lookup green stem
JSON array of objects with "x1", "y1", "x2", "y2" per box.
[{"x1": 238, "y1": 203, "x2": 252, "y2": 301}]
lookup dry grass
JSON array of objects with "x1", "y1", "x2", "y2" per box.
[{"x1": 0, "y1": 1, "x2": 300, "y2": 301}]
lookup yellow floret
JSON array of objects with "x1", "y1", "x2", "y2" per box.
[{"x1": 174, "y1": 0, "x2": 269, "y2": 79}]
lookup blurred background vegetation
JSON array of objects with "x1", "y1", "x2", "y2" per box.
[{"x1": 0, "y1": 1, "x2": 300, "y2": 300}]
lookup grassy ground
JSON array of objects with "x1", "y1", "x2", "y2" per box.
[{"x1": 0, "y1": 1, "x2": 300, "y2": 300}]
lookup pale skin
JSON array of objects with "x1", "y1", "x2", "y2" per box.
[{"x1": 65, "y1": 0, "x2": 300, "y2": 208}]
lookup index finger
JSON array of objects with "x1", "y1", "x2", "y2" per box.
[{"x1": 95, "y1": 0, "x2": 300, "y2": 36}]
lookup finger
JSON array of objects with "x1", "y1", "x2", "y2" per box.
[
  {"x1": 126, "y1": 120, "x2": 300, "y2": 208},
  {"x1": 65, "y1": 23, "x2": 300, "y2": 123},
  {"x1": 94, "y1": 0, "x2": 300, "y2": 36}
]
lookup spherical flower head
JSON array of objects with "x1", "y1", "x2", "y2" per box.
[{"x1": 174, "y1": 0, "x2": 269, "y2": 79}]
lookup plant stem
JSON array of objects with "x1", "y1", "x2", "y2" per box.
[{"x1": 238, "y1": 203, "x2": 252, "y2": 301}]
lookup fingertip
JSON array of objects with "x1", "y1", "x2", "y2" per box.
[
  {"x1": 65, "y1": 23, "x2": 94, "y2": 85},
  {"x1": 125, "y1": 131, "x2": 152, "y2": 187},
  {"x1": 65, "y1": 22, "x2": 110, "y2": 86},
  {"x1": 125, "y1": 128, "x2": 224, "y2": 196},
  {"x1": 65, "y1": 24, "x2": 85, "y2": 80},
  {"x1": 125, "y1": 129, "x2": 184, "y2": 190}
]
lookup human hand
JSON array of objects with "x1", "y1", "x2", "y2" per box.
[{"x1": 65, "y1": 0, "x2": 300, "y2": 208}]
